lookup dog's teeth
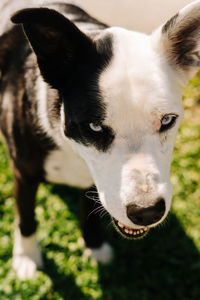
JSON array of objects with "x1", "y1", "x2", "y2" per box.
[
  {"x1": 117, "y1": 221, "x2": 148, "y2": 236},
  {"x1": 118, "y1": 222, "x2": 124, "y2": 228}
]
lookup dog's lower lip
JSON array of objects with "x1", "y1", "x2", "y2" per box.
[{"x1": 113, "y1": 218, "x2": 149, "y2": 239}]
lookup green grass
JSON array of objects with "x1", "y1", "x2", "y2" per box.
[{"x1": 0, "y1": 74, "x2": 200, "y2": 300}]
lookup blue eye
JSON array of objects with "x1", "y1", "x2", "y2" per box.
[
  {"x1": 89, "y1": 123, "x2": 103, "y2": 132},
  {"x1": 160, "y1": 114, "x2": 178, "y2": 132}
]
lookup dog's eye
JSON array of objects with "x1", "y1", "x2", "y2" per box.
[
  {"x1": 89, "y1": 123, "x2": 102, "y2": 132},
  {"x1": 89, "y1": 123, "x2": 103, "y2": 132},
  {"x1": 160, "y1": 114, "x2": 177, "y2": 132}
]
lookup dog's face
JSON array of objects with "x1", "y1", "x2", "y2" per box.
[
  {"x1": 12, "y1": 1, "x2": 200, "y2": 238},
  {"x1": 68, "y1": 28, "x2": 184, "y2": 238}
]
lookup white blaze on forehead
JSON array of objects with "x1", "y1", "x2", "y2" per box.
[{"x1": 99, "y1": 27, "x2": 182, "y2": 134}]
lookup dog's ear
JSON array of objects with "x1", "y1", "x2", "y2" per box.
[
  {"x1": 155, "y1": 0, "x2": 200, "y2": 85},
  {"x1": 11, "y1": 8, "x2": 97, "y2": 89}
]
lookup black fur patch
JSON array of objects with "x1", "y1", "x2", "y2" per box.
[
  {"x1": 62, "y1": 34, "x2": 115, "y2": 152},
  {"x1": 12, "y1": 8, "x2": 115, "y2": 152}
]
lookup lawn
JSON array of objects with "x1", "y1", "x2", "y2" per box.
[{"x1": 0, "y1": 74, "x2": 200, "y2": 300}]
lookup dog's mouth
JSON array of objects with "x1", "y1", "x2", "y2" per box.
[{"x1": 113, "y1": 218, "x2": 149, "y2": 239}]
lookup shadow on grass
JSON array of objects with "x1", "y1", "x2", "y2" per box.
[
  {"x1": 51, "y1": 185, "x2": 200, "y2": 300},
  {"x1": 99, "y1": 213, "x2": 200, "y2": 300},
  {"x1": 42, "y1": 255, "x2": 93, "y2": 300},
  {"x1": 51, "y1": 184, "x2": 81, "y2": 216}
]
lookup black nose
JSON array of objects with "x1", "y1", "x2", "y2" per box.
[{"x1": 126, "y1": 198, "x2": 166, "y2": 226}]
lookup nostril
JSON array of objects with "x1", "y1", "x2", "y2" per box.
[
  {"x1": 134, "y1": 216, "x2": 143, "y2": 224},
  {"x1": 155, "y1": 198, "x2": 165, "y2": 212},
  {"x1": 126, "y1": 198, "x2": 166, "y2": 226}
]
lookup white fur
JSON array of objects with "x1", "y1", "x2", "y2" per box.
[
  {"x1": 12, "y1": 228, "x2": 43, "y2": 279},
  {"x1": 44, "y1": 146, "x2": 93, "y2": 188},
  {"x1": 36, "y1": 75, "x2": 54, "y2": 136},
  {"x1": 85, "y1": 242, "x2": 113, "y2": 264},
  {"x1": 43, "y1": 103, "x2": 93, "y2": 187},
  {"x1": 1, "y1": 90, "x2": 15, "y2": 154}
]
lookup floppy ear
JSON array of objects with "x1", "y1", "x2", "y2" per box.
[
  {"x1": 11, "y1": 8, "x2": 96, "y2": 89},
  {"x1": 155, "y1": 0, "x2": 200, "y2": 85}
]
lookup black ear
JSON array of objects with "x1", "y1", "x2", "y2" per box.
[{"x1": 11, "y1": 8, "x2": 97, "y2": 89}]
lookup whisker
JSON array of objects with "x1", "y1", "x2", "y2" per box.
[
  {"x1": 100, "y1": 209, "x2": 109, "y2": 218},
  {"x1": 86, "y1": 190, "x2": 98, "y2": 194},
  {"x1": 85, "y1": 194, "x2": 99, "y2": 202},
  {"x1": 85, "y1": 191, "x2": 99, "y2": 196},
  {"x1": 85, "y1": 191, "x2": 100, "y2": 203},
  {"x1": 85, "y1": 190, "x2": 110, "y2": 222},
  {"x1": 87, "y1": 205, "x2": 105, "y2": 218},
  {"x1": 105, "y1": 219, "x2": 114, "y2": 233},
  {"x1": 95, "y1": 207, "x2": 106, "y2": 216}
]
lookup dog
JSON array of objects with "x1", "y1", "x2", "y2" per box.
[{"x1": 0, "y1": 0, "x2": 200, "y2": 279}]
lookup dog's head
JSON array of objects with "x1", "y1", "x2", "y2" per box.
[{"x1": 11, "y1": 1, "x2": 200, "y2": 239}]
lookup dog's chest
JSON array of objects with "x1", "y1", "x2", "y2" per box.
[{"x1": 44, "y1": 145, "x2": 93, "y2": 188}]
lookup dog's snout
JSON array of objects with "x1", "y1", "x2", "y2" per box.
[{"x1": 126, "y1": 198, "x2": 165, "y2": 226}]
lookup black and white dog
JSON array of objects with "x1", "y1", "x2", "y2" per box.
[{"x1": 0, "y1": 0, "x2": 200, "y2": 279}]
